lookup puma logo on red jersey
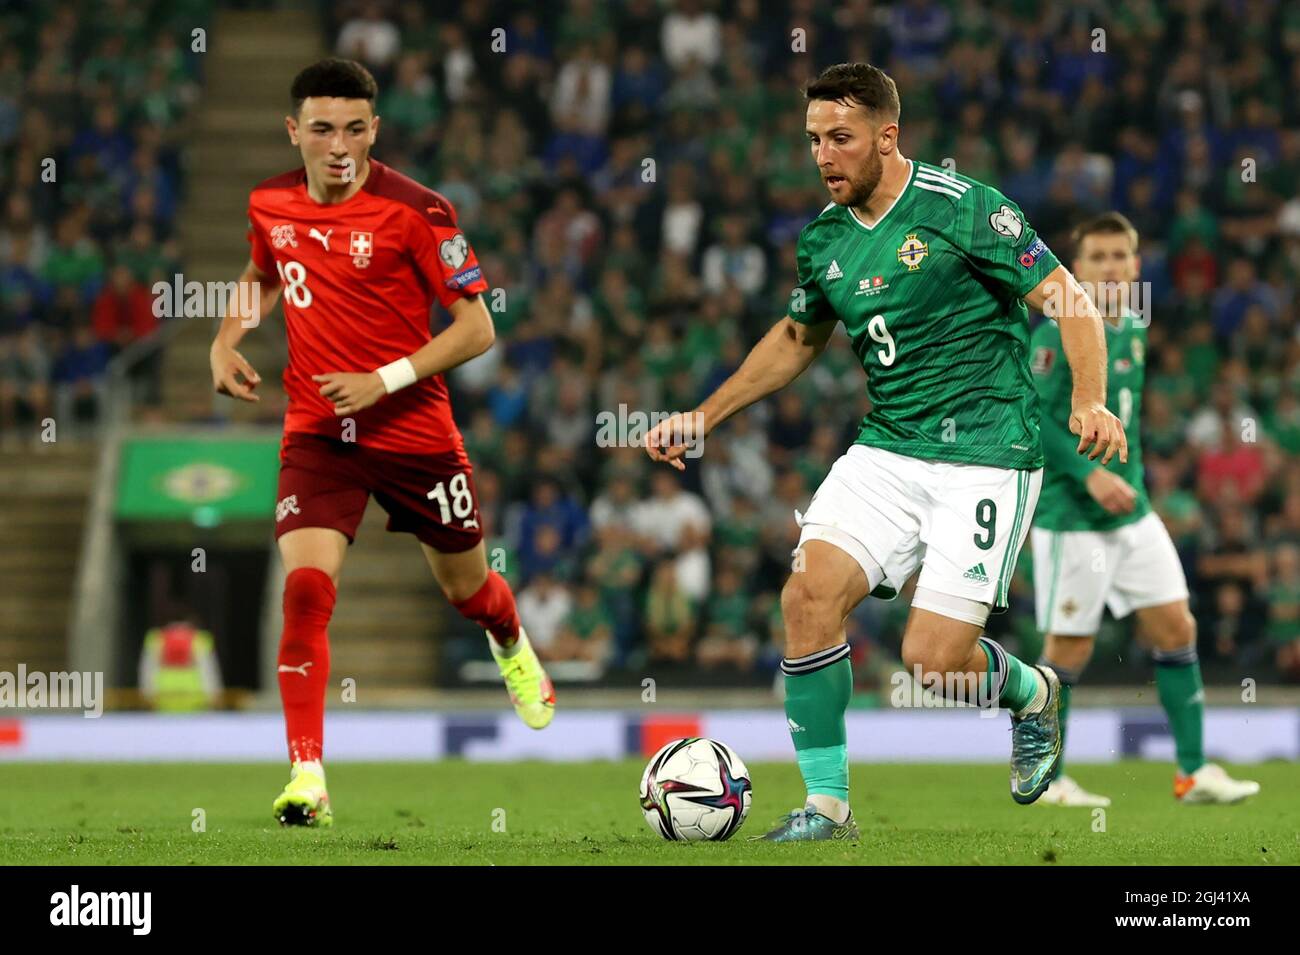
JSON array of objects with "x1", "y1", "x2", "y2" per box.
[{"x1": 424, "y1": 201, "x2": 453, "y2": 227}]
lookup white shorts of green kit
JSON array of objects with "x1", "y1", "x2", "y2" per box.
[
  {"x1": 1031, "y1": 511, "x2": 1190, "y2": 636},
  {"x1": 796, "y1": 444, "x2": 1043, "y2": 626}
]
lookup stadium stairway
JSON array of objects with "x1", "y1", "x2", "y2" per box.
[
  {"x1": 0, "y1": 443, "x2": 97, "y2": 675},
  {"x1": 165, "y1": 8, "x2": 325, "y2": 423}
]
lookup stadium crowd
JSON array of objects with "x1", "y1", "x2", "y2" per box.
[
  {"x1": 3, "y1": 0, "x2": 1299, "y2": 684},
  {"x1": 0, "y1": 1, "x2": 206, "y2": 434}
]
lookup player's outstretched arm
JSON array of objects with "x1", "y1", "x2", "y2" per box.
[
  {"x1": 312, "y1": 292, "x2": 495, "y2": 416},
  {"x1": 1025, "y1": 265, "x2": 1127, "y2": 465},
  {"x1": 644, "y1": 316, "x2": 834, "y2": 470},
  {"x1": 210, "y1": 258, "x2": 282, "y2": 402}
]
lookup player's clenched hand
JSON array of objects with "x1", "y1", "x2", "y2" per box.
[
  {"x1": 1069, "y1": 401, "x2": 1128, "y2": 465},
  {"x1": 312, "y1": 371, "x2": 386, "y2": 416},
  {"x1": 643, "y1": 411, "x2": 702, "y2": 472},
  {"x1": 1085, "y1": 468, "x2": 1137, "y2": 515},
  {"x1": 210, "y1": 341, "x2": 261, "y2": 402}
]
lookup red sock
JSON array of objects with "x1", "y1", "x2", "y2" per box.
[
  {"x1": 452, "y1": 571, "x2": 521, "y2": 647},
  {"x1": 279, "y1": 567, "x2": 335, "y2": 763}
]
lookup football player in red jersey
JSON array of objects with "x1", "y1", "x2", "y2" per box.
[{"x1": 209, "y1": 59, "x2": 555, "y2": 827}]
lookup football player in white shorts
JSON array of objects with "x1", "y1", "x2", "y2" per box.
[
  {"x1": 645, "y1": 63, "x2": 1128, "y2": 839},
  {"x1": 1030, "y1": 213, "x2": 1259, "y2": 806}
]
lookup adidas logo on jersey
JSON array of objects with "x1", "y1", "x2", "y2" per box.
[
  {"x1": 825, "y1": 259, "x2": 843, "y2": 280},
  {"x1": 963, "y1": 562, "x2": 990, "y2": 584}
]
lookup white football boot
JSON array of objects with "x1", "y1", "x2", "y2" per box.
[
  {"x1": 1174, "y1": 763, "x2": 1260, "y2": 804},
  {"x1": 1038, "y1": 774, "x2": 1111, "y2": 807}
]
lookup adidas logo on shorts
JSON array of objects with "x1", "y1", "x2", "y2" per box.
[{"x1": 963, "y1": 562, "x2": 989, "y2": 584}]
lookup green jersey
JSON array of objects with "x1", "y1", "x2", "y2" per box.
[
  {"x1": 788, "y1": 160, "x2": 1060, "y2": 470},
  {"x1": 1030, "y1": 311, "x2": 1150, "y2": 531}
]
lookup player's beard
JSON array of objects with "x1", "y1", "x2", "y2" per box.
[{"x1": 835, "y1": 148, "x2": 883, "y2": 210}]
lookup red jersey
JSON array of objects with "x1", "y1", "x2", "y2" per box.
[{"x1": 246, "y1": 159, "x2": 488, "y2": 456}]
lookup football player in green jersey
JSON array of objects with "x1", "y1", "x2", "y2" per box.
[
  {"x1": 1031, "y1": 212, "x2": 1259, "y2": 807},
  {"x1": 644, "y1": 63, "x2": 1128, "y2": 839}
]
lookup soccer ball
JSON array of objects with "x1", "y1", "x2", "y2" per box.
[{"x1": 639, "y1": 737, "x2": 752, "y2": 841}]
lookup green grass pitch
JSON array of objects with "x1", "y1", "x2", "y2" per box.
[{"x1": 0, "y1": 761, "x2": 1295, "y2": 865}]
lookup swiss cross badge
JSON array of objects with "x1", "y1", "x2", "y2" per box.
[{"x1": 350, "y1": 231, "x2": 373, "y2": 268}]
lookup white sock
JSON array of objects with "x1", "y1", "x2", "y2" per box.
[
  {"x1": 806, "y1": 793, "x2": 850, "y2": 824},
  {"x1": 490, "y1": 628, "x2": 525, "y2": 659},
  {"x1": 296, "y1": 759, "x2": 325, "y2": 783},
  {"x1": 1014, "y1": 669, "x2": 1049, "y2": 719}
]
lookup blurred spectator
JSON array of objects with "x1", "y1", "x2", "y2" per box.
[
  {"x1": 633, "y1": 469, "x2": 712, "y2": 600},
  {"x1": 1197, "y1": 508, "x2": 1270, "y2": 644},
  {"x1": 590, "y1": 470, "x2": 641, "y2": 534},
  {"x1": 138, "y1": 619, "x2": 223, "y2": 712},
  {"x1": 587, "y1": 523, "x2": 644, "y2": 661},
  {"x1": 515, "y1": 475, "x2": 589, "y2": 582},
  {"x1": 336, "y1": 1, "x2": 401, "y2": 79},
  {"x1": 551, "y1": 42, "x2": 611, "y2": 138},
  {"x1": 379, "y1": 54, "x2": 440, "y2": 156},
  {"x1": 611, "y1": 45, "x2": 666, "y2": 135},
  {"x1": 52, "y1": 322, "x2": 110, "y2": 427},
  {"x1": 515, "y1": 570, "x2": 573, "y2": 657},
  {"x1": 1212, "y1": 259, "x2": 1279, "y2": 341},
  {"x1": 767, "y1": 390, "x2": 813, "y2": 468},
  {"x1": 552, "y1": 583, "x2": 613, "y2": 668},
  {"x1": 1208, "y1": 582, "x2": 1261, "y2": 664},
  {"x1": 701, "y1": 214, "x2": 766, "y2": 299},
  {"x1": 889, "y1": 0, "x2": 953, "y2": 79},
  {"x1": 0, "y1": 325, "x2": 52, "y2": 432},
  {"x1": 697, "y1": 565, "x2": 758, "y2": 671},
  {"x1": 1267, "y1": 543, "x2": 1300, "y2": 680},
  {"x1": 1196, "y1": 416, "x2": 1271, "y2": 507},
  {"x1": 661, "y1": 0, "x2": 721, "y2": 72},
  {"x1": 1187, "y1": 381, "x2": 1256, "y2": 450},
  {"x1": 645, "y1": 559, "x2": 695, "y2": 665},
  {"x1": 42, "y1": 213, "x2": 104, "y2": 307},
  {"x1": 91, "y1": 264, "x2": 156, "y2": 353}
]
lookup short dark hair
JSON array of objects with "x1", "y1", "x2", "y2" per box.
[
  {"x1": 290, "y1": 58, "x2": 378, "y2": 114},
  {"x1": 1071, "y1": 211, "x2": 1139, "y2": 254},
  {"x1": 805, "y1": 63, "x2": 900, "y2": 123}
]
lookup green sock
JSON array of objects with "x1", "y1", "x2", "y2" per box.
[
  {"x1": 783, "y1": 647, "x2": 852, "y2": 800},
  {"x1": 1154, "y1": 646, "x2": 1205, "y2": 775},
  {"x1": 980, "y1": 637, "x2": 1042, "y2": 713}
]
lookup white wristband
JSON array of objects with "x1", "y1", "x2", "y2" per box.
[{"x1": 375, "y1": 357, "x2": 417, "y2": 394}]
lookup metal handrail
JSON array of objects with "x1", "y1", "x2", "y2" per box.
[{"x1": 103, "y1": 316, "x2": 196, "y2": 427}]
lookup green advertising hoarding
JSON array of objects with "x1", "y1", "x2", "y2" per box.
[{"x1": 116, "y1": 436, "x2": 280, "y2": 526}]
